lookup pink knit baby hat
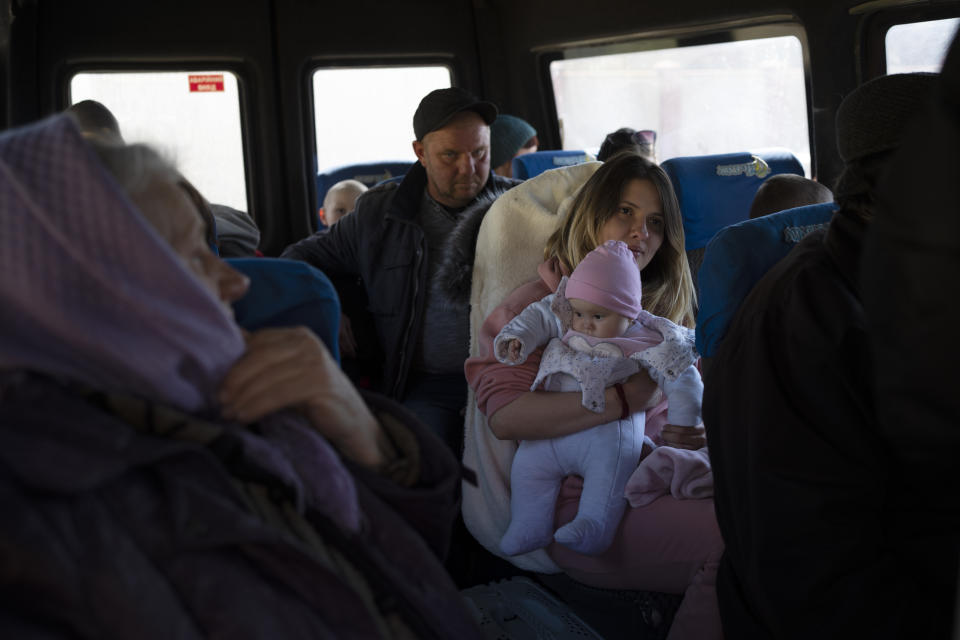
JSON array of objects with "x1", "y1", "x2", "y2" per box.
[{"x1": 565, "y1": 239, "x2": 643, "y2": 319}]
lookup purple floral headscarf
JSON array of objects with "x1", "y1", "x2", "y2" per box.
[
  {"x1": 0, "y1": 115, "x2": 360, "y2": 530},
  {"x1": 0, "y1": 114, "x2": 243, "y2": 412}
]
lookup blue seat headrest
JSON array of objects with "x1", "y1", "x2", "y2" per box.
[
  {"x1": 512, "y1": 150, "x2": 591, "y2": 180},
  {"x1": 661, "y1": 149, "x2": 804, "y2": 250},
  {"x1": 316, "y1": 160, "x2": 414, "y2": 217},
  {"x1": 227, "y1": 258, "x2": 342, "y2": 363},
  {"x1": 695, "y1": 202, "x2": 836, "y2": 357}
]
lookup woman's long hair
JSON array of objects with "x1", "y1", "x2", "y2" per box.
[{"x1": 544, "y1": 152, "x2": 696, "y2": 327}]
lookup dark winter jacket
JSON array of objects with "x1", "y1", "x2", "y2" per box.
[
  {"x1": 282, "y1": 163, "x2": 518, "y2": 399},
  {"x1": 704, "y1": 210, "x2": 956, "y2": 639},
  {"x1": 0, "y1": 373, "x2": 481, "y2": 640}
]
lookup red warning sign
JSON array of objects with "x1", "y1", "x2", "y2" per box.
[{"x1": 189, "y1": 74, "x2": 225, "y2": 93}]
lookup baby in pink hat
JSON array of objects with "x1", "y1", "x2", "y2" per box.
[{"x1": 493, "y1": 240, "x2": 703, "y2": 556}]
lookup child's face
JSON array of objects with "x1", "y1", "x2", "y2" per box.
[
  {"x1": 323, "y1": 189, "x2": 360, "y2": 226},
  {"x1": 568, "y1": 298, "x2": 631, "y2": 339}
]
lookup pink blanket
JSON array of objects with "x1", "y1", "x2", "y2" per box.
[{"x1": 624, "y1": 446, "x2": 714, "y2": 507}]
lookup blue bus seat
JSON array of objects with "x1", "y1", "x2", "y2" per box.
[
  {"x1": 695, "y1": 202, "x2": 836, "y2": 359},
  {"x1": 512, "y1": 150, "x2": 592, "y2": 180},
  {"x1": 316, "y1": 160, "x2": 414, "y2": 204},
  {"x1": 661, "y1": 149, "x2": 804, "y2": 252},
  {"x1": 374, "y1": 174, "x2": 404, "y2": 189},
  {"x1": 227, "y1": 258, "x2": 342, "y2": 363}
]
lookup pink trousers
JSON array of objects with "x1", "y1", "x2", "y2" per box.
[{"x1": 548, "y1": 476, "x2": 724, "y2": 640}]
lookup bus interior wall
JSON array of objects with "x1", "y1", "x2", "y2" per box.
[{"x1": 3, "y1": 0, "x2": 959, "y2": 253}]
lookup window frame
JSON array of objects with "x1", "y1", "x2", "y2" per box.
[
  {"x1": 62, "y1": 61, "x2": 254, "y2": 219},
  {"x1": 304, "y1": 57, "x2": 457, "y2": 223},
  {"x1": 860, "y1": 2, "x2": 960, "y2": 79},
  {"x1": 536, "y1": 17, "x2": 814, "y2": 175}
]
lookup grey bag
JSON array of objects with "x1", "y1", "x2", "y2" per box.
[{"x1": 462, "y1": 577, "x2": 604, "y2": 640}]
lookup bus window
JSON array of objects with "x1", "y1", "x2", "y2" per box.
[
  {"x1": 312, "y1": 66, "x2": 451, "y2": 174},
  {"x1": 886, "y1": 17, "x2": 960, "y2": 73},
  {"x1": 550, "y1": 32, "x2": 811, "y2": 177},
  {"x1": 70, "y1": 71, "x2": 248, "y2": 212}
]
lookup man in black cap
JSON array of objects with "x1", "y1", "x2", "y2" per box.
[
  {"x1": 283, "y1": 88, "x2": 519, "y2": 454},
  {"x1": 703, "y1": 72, "x2": 947, "y2": 639}
]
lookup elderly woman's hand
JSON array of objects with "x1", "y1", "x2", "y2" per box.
[
  {"x1": 219, "y1": 327, "x2": 386, "y2": 468},
  {"x1": 661, "y1": 423, "x2": 707, "y2": 450}
]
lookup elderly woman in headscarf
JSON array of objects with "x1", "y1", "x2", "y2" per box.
[{"x1": 0, "y1": 114, "x2": 480, "y2": 639}]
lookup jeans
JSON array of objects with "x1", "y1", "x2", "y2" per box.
[{"x1": 402, "y1": 371, "x2": 468, "y2": 455}]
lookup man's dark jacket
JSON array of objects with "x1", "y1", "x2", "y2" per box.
[
  {"x1": 704, "y1": 210, "x2": 957, "y2": 639},
  {"x1": 282, "y1": 163, "x2": 518, "y2": 399}
]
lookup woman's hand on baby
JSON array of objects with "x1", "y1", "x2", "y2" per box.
[
  {"x1": 219, "y1": 327, "x2": 386, "y2": 468},
  {"x1": 622, "y1": 369, "x2": 663, "y2": 411},
  {"x1": 661, "y1": 423, "x2": 707, "y2": 450}
]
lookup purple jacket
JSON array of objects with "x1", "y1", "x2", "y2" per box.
[{"x1": 0, "y1": 373, "x2": 480, "y2": 639}]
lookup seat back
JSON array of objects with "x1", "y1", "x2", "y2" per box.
[
  {"x1": 512, "y1": 150, "x2": 591, "y2": 180},
  {"x1": 695, "y1": 202, "x2": 836, "y2": 359},
  {"x1": 661, "y1": 149, "x2": 804, "y2": 251},
  {"x1": 228, "y1": 258, "x2": 341, "y2": 362},
  {"x1": 210, "y1": 204, "x2": 260, "y2": 257}
]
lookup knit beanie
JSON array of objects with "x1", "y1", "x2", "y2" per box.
[
  {"x1": 490, "y1": 115, "x2": 537, "y2": 168},
  {"x1": 836, "y1": 72, "x2": 937, "y2": 163},
  {"x1": 565, "y1": 240, "x2": 643, "y2": 319},
  {"x1": 834, "y1": 72, "x2": 937, "y2": 200}
]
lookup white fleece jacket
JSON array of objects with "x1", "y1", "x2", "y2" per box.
[{"x1": 462, "y1": 162, "x2": 602, "y2": 573}]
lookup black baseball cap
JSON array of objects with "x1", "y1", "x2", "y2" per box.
[{"x1": 413, "y1": 88, "x2": 497, "y2": 141}]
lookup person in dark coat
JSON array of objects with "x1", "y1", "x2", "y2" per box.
[
  {"x1": 862, "y1": 36, "x2": 960, "y2": 636},
  {"x1": 703, "y1": 71, "x2": 952, "y2": 639},
  {"x1": 282, "y1": 87, "x2": 519, "y2": 454},
  {"x1": 0, "y1": 114, "x2": 481, "y2": 639}
]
